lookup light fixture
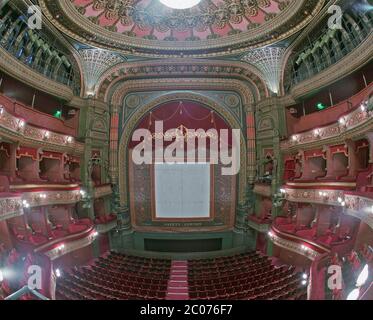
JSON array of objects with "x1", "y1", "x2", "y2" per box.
[
  {"x1": 292, "y1": 135, "x2": 298, "y2": 142},
  {"x1": 302, "y1": 273, "x2": 308, "y2": 280},
  {"x1": 39, "y1": 193, "x2": 47, "y2": 199},
  {"x1": 18, "y1": 119, "x2": 25, "y2": 129},
  {"x1": 339, "y1": 117, "x2": 345, "y2": 125},
  {"x1": 337, "y1": 197, "x2": 343, "y2": 203},
  {"x1": 0, "y1": 105, "x2": 4, "y2": 116},
  {"x1": 268, "y1": 231, "x2": 274, "y2": 238},
  {"x1": 57, "y1": 244, "x2": 65, "y2": 251},
  {"x1": 22, "y1": 200, "x2": 30, "y2": 208},
  {"x1": 301, "y1": 279, "x2": 308, "y2": 286},
  {"x1": 356, "y1": 264, "x2": 369, "y2": 287},
  {"x1": 43, "y1": 131, "x2": 50, "y2": 139},
  {"x1": 159, "y1": 0, "x2": 201, "y2": 9},
  {"x1": 0, "y1": 269, "x2": 3, "y2": 282},
  {"x1": 341, "y1": 201, "x2": 346, "y2": 207},
  {"x1": 55, "y1": 268, "x2": 62, "y2": 278},
  {"x1": 280, "y1": 188, "x2": 286, "y2": 194},
  {"x1": 66, "y1": 136, "x2": 73, "y2": 144},
  {"x1": 313, "y1": 129, "x2": 320, "y2": 137},
  {"x1": 346, "y1": 288, "x2": 360, "y2": 300},
  {"x1": 93, "y1": 231, "x2": 99, "y2": 237}
]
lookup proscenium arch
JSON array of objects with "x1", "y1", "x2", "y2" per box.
[{"x1": 118, "y1": 92, "x2": 250, "y2": 209}]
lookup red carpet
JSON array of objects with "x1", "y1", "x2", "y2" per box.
[{"x1": 166, "y1": 261, "x2": 189, "y2": 300}]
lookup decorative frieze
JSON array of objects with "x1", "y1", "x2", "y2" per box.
[
  {"x1": 345, "y1": 194, "x2": 373, "y2": 229},
  {"x1": 42, "y1": 229, "x2": 97, "y2": 261},
  {"x1": 0, "y1": 195, "x2": 24, "y2": 221},
  {"x1": 269, "y1": 231, "x2": 323, "y2": 261},
  {"x1": 22, "y1": 189, "x2": 82, "y2": 208},
  {"x1": 284, "y1": 187, "x2": 346, "y2": 206}
]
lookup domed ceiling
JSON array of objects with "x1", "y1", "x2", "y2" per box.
[{"x1": 39, "y1": 0, "x2": 325, "y2": 57}]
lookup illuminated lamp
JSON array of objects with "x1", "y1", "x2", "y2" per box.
[
  {"x1": 55, "y1": 269, "x2": 62, "y2": 278},
  {"x1": 159, "y1": 0, "x2": 201, "y2": 9},
  {"x1": 0, "y1": 269, "x2": 3, "y2": 282},
  {"x1": 356, "y1": 264, "x2": 369, "y2": 287},
  {"x1": 347, "y1": 288, "x2": 360, "y2": 300}
]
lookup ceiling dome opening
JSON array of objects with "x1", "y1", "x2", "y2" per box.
[{"x1": 159, "y1": 0, "x2": 201, "y2": 9}]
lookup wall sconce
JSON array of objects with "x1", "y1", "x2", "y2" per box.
[
  {"x1": 273, "y1": 190, "x2": 286, "y2": 207},
  {"x1": 66, "y1": 136, "x2": 73, "y2": 144},
  {"x1": 337, "y1": 196, "x2": 346, "y2": 207},
  {"x1": 39, "y1": 193, "x2": 47, "y2": 200},
  {"x1": 43, "y1": 131, "x2": 50, "y2": 140},
  {"x1": 17, "y1": 119, "x2": 25, "y2": 130},
  {"x1": 292, "y1": 135, "x2": 298, "y2": 142},
  {"x1": 268, "y1": 231, "x2": 274, "y2": 238},
  {"x1": 57, "y1": 244, "x2": 65, "y2": 251},
  {"x1": 0, "y1": 105, "x2": 4, "y2": 116},
  {"x1": 313, "y1": 129, "x2": 321, "y2": 137},
  {"x1": 22, "y1": 200, "x2": 30, "y2": 208},
  {"x1": 301, "y1": 245, "x2": 309, "y2": 252},
  {"x1": 360, "y1": 101, "x2": 368, "y2": 112},
  {"x1": 338, "y1": 117, "x2": 346, "y2": 127},
  {"x1": 318, "y1": 191, "x2": 328, "y2": 200}
]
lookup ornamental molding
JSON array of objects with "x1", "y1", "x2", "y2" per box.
[
  {"x1": 0, "y1": 108, "x2": 84, "y2": 154},
  {"x1": 241, "y1": 46, "x2": 287, "y2": 94},
  {"x1": 94, "y1": 184, "x2": 113, "y2": 199},
  {"x1": 0, "y1": 196, "x2": 24, "y2": 221},
  {"x1": 99, "y1": 59, "x2": 269, "y2": 102},
  {"x1": 270, "y1": 231, "x2": 323, "y2": 261},
  {"x1": 281, "y1": 105, "x2": 373, "y2": 152},
  {"x1": 79, "y1": 49, "x2": 126, "y2": 95},
  {"x1": 290, "y1": 33, "x2": 373, "y2": 100},
  {"x1": 22, "y1": 189, "x2": 82, "y2": 208},
  {"x1": 0, "y1": 47, "x2": 73, "y2": 101},
  {"x1": 110, "y1": 77, "x2": 256, "y2": 109},
  {"x1": 284, "y1": 187, "x2": 346, "y2": 206},
  {"x1": 39, "y1": 0, "x2": 324, "y2": 58},
  {"x1": 42, "y1": 229, "x2": 97, "y2": 260},
  {"x1": 345, "y1": 194, "x2": 373, "y2": 229},
  {"x1": 117, "y1": 92, "x2": 249, "y2": 207}
]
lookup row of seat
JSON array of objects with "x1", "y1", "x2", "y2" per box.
[
  {"x1": 56, "y1": 253, "x2": 171, "y2": 300},
  {"x1": 188, "y1": 252, "x2": 306, "y2": 300}
]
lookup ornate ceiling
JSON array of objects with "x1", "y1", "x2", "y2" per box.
[{"x1": 39, "y1": 0, "x2": 325, "y2": 57}]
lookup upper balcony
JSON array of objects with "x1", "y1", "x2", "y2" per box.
[
  {"x1": 0, "y1": 93, "x2": 78, "y2": 137},
  {"x1": 283, "y1": 84, "x2": 372, "y2": 150},
  {"x1": 289, "y1": 8, "x2": 372, "y2": 87},
  {"x1": 0, "y1": 4, "x2": 80, "y2": 95}
]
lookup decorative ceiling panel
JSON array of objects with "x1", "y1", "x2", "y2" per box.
[{"x1": 39, "y1": 0, "x2": 325, "y2": 57}]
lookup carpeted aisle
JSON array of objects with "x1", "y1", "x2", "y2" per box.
[{"x1": 166, "y1": 261, "x2": 189, "y2": 300}]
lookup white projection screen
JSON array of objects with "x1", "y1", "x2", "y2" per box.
[{"x1": 154, "y1": 163, "x2": 211, "y2": 219}]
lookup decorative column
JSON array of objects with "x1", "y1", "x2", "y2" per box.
[{"x1": 109, "y1": 104, "x2": 120, "y2": 185}]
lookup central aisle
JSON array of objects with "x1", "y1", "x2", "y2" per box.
[{"x1": 166, "y1": 261, "x2": 189, "y2": 300}]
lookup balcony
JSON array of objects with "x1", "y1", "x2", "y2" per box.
[{"x1": 0, "y1": 94, "x2": 78, "y2": 137}]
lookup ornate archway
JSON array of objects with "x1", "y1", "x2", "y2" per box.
[{"x1": 116, "y1": 92, "x2": 250, "y2": 212}]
